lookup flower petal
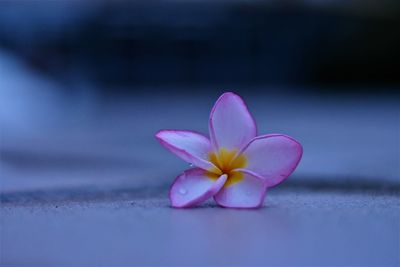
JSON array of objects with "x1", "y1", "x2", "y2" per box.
[
  {"x1": 170, "y1": 168, "x2": 227, "y2": 208},
  {"x1": 209, "y1": 92, "x2": 257, "y2": 151},
  {"x1": 155, "y1": 130, "x2": 217, "y2": 171},
  {"x1": 237, "y1": 134, "x2": 303, "y2": 187},
  {"x1": 214, "y1": 172, "x2": 267, "y2": 208}
]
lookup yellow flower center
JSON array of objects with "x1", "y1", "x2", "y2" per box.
[{"x1": 207, "y1": 148, "x2": 247, "y2": 187}]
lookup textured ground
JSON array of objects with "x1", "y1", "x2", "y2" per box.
[{"x1": 1, "y1": 190, "x2": 399, "y2": 266}]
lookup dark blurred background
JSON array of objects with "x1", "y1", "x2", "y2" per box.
[
  {"x1": 1, "y1": 0, "x2": 400, "y2": 92},
  {"x1": 0, "y1": 0, "x2": 399, "y2": 194}
]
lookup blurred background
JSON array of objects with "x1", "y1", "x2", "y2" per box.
[
  {"x1": 0, "y1": 0, "x2": 399, "y2": 197},
  {"x1": 1, "y1": 1, "x2": 399, "y2": 266}
]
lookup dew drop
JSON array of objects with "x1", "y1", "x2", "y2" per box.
[
  {"x1": 189, "y1": 163, "x2": 194, "y2": 167},
  {"x1": 179, "y1": 188, "x2": 187, "y2": 195}
]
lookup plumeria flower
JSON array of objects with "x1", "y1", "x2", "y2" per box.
[{"x1": 156, "y1": 92, "x2": 302, "y2": 208}]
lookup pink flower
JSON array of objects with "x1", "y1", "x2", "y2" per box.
[{"x1": 156, "y1": 92, "x2": 303, "y2": 209}]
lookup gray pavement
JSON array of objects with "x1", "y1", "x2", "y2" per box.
[
  {"x1": 1, "y1": 91, "x2": 400, "y2": 266},
  {"x1": 1, "y1": 191, "x2": 399, "y2": 266}
]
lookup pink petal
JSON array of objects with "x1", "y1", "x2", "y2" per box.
[
  {"x1": 169, "y1": 168, "x2": 227, "y2": 208},
  {"x1": 237, "y1": 134, "x2": 303, "y2": 187},
  {"x1": 155, "y1": 130, "x2": 216, "y2": 171},
  {"x1": 209, "y1": 92, "x2": 257, "y2": 151},
  {"x1": 214, "y1": 172, "x2": 267, "y2": 208}
]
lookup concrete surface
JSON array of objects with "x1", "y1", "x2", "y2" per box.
[
  {"x1": 1, "y1": 92, "x2": 399, "y2": 267},
  {"x1": 1, "y1": 190, "x2": 399, "y2": 266}
]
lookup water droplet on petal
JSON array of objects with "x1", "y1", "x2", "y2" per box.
[
  {"x1": 179, "y1": 188, "x2": 187, "y2": 195},
  {"x1": 189, "y1": 163, "x2": 194, "y2": 167}
]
